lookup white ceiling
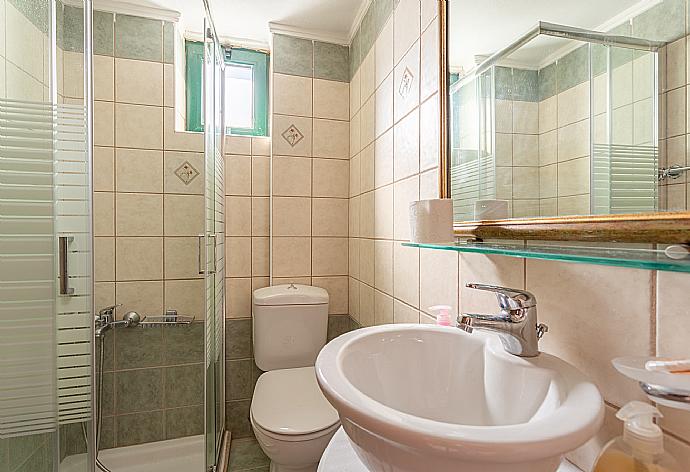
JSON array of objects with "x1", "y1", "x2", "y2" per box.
[
  {"x1": 137, "y1": 0, "x2": 365, "y2": 47},
  {"x1": 449, "y1": 0, "x2": 648, "y2": 71}
]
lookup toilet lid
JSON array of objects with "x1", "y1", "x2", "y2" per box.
[{"x1": 251, "y1": 366, "x2": 339, "y2": 436}]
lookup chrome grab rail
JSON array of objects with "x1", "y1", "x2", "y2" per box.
[
  {"x1": 198, "y1": 233, "x2": 218, "y2": 274},
  {"x1": 58, "y1": 235, "x2": 75, "y2": 296}
]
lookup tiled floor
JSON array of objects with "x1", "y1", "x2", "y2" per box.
[{"x1": 228, "y1": 438, "x2": 270, "y2": 471}]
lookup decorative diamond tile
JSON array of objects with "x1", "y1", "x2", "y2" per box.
[
  {"x1": 398, "y1": 67, "x2": 414, "y2": 99},
  {"x1": 281, "y1": 124, "x2": 304, "y2": 148},
  {"x1": 174, "y1": 161, "x2": 200, "y2": 185}
]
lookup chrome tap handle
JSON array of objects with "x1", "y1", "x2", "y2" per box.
[
  {"x1": 465, "y1": 283, "x2": 536, "y2": 310},
  {"x1": 98, "y1": 304, "x2": 122, "y2": 318}
]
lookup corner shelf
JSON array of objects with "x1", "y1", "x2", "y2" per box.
[{"x1": 402, "y1": 240, "x2": 690, "y2": 273}]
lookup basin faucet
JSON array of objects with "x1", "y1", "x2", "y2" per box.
[{"x1": 458, "y1": 283, "x2": 548, "y2": 357}]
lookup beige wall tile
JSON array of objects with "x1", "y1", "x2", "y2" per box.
[
  {"x1": 420, "y1": 248, "x2": 459, "y2": 316},
  {"x1": 350, "y1": 111, "x2": 361, "y2": 157},
  {"x1": 273, "y1": 114, "x2": 313, "y2": 157},
  {"x1": 226, "y1": 237, "x2": 252, "y2": 277},
  {"x1": 557, "y1": 81, "x2": 590, "y2": 127},
  {"x1": 512, "y1": 167, "x2": 539, "y2": 199},
  {"x1": 225, "y1": 196, "x2": 252, "y2": 237},
  {"x1": 226, "y1": 136, "x2": 252, "y2": 155},
  {"x1": 360, "y1": 190, "x2": 375, "y2": 238},
  {"x1": 94, "y1": 192, "x2": 114, "y2": 237},
  {"x1": 94, "y1": 146, "x2": 114, "y2": 192},
  {"x1": 394, "y1": 40, "x2": 420, "y2": 123},
  {"x1": 350, "y1": 69, "x2": 361, "y2": 119},
  {"x1": 252, "y1": 137, "x2": 271, "y2": 156},
  {"x1": 163, "y1": 108, "x2": 204, "y2": 152},
  {"x1": 557, "y1": 119, "x2": 590, "y2": 162},
  {"x1": 94, "y1": 101, "x2": 114, "y2": 146},
  {"x1": 163, "y1": 151, "x2": 204, "y2": 195},
  {"x1": 349, "y1": 238, "x2": 360, "y2": 279},
  {"x1": 420, "y1": 0, "x2": 437, "y2": 31},
  {"x1": 513, "y1": 134, "x2": 539, "y2": 167},
  {"x1": 666, "y1": 86, "x2": 686, "y2": 137},
  {"x1": 164, "y1": 194, "x2": 204, "y2": 236},
  {"x1": 115, "y1": 58, "x2": 163, "y2": 106},
  {"x1": 63, "y1": 51, "x2": 85, "y2": 99},
  {"x1": 251, "y1": 237, "x2": 269, "y2": 277},
  {"x1": 359, "y1": 282, "x2": 375, "y2": 327},
  {"x1": 374, "y1": 240, "x2": 394, "y2": 295},
  {"x1": 165, "y1": 279, "x2": 204, "y2": 318},
  {"x1": 360, "y1": 96, "x2": 376, "y2": 149},
  {"x1": 116, "y1": 193, "x2": 163, "y2": 236},
  {"x1": 94, "y1": 55, "x2": 114, "y2": 101},
  {"x1": 557, "y1": 157, "x2": 590, "y2": 197},
  {"x1": 313, "y1": 237, "x2": 349, "y2": 276},
  {"x1": 359, "y1": 238, "x2": 375, "y2": 286},
  {"x1": 394, "y1": 299, "x2": 420, "y2": 324},
  {"x1": 350, "y1": 154, "x2": 361, "y2": 197},
  {"x1": 666, "y1": 37, "x2": 686, "y2": 91},
  {"x1": 394, "y1": 244, "x2": 420, "y2": 308},
  {"x1": 374, "y1": 184, "x2": 394, "y2": 239},
  {"x1": 251, "y1": 197, "x2": 269, "y2": 236},
  {"x1": 115, "y1": 149, "x2": 163, "y2": 193},
  {"x1": 252, "y1": 156, "x2": 270, "y2": 196},
  {"x1": 115, "y1": 281, "x2": 163, "y2": 318},
  {"x1": 375, "y1": 128, "x2": 394, "y2": 188},
  {"x1": 313, "y1": 276, "x2": 349, "y2": 315},
  {"x1": 225, "y1": 154, "x2": 252, "y2": 196},
  {"x1": 393, "y1": 0, "x2": 421, "y2": 65},
  {"x1": 419, "y1": 168, "x2": 439, "y2": 200},
  {"x1": 513, "y1": 101, "x2": 538, "y2": 134},
  {"x1": 539, "y1": 164, "x2": 557, "y2": 199},
  {"x1": 314, "y1": 119, "x2": 350, "y2": 159},
  {"x1": 375, "y1": 73, "x2": 394, "y2": 138},
  {"x1": 94, "y1": 283, "x2": 115, "y2": 315},
  {"x1": 115, "y1": 103, "x2": 163, "y2": 149},
  {"x1": 164, "y1": 63, "x2": 174, "y2": 107},
  {"x1": 164, "y1": 237, "x2": 202, "y2": 279},
  {"x1": 393, "y1": 175, "x2": 419, "y2": 240},
  {"x1": 272, "y1": 237, "x2": 311, "y2": 277},
  {"x1": 420, "y1": 94, "x2": 440, "y2": 171},
  {"x1": 657, "y1": 271, "x2": 690, "y2": 357},
  {"x1": 495, "y1": 100, "x2": 513, "y2": 133},
  {"x1": 313, "y1": 158, "x2": 349, "y2": 198},
  {"x1": 420, "y1": 19, "x2": 439, "y2": 102},
  {"x1": 313, "y1": 79, "x2": 349, "y2": 121},
  {"x1": 375, "y1": 290, "x2": 394, "y2": 325},
  {"x1": 115, "y1": 237, "x2": 163, "y2": 281},
  {"x1": 496, "y1": 133, "x2": 513, "y2": 167},
  {"x1": 273, "y1": 73, "x2": 313, "y2": 116},
  {"x1": 94, "y1": 237, "x2": 115, "y2": 282},
  {"x1": 558, "y1": 194, "x2": 591, "y2": 216},
  {"x1": 394, "y1": 108, "x2": 420, "y2": 180},
  {"x1": 273, "y1": 196, "x2": 311, "y2": 236},
  {"x1": 539, "y1": 130, "x2": 557, "y2": 166},
  {"x1": 313, "y1": 198, "x2": 349, "y2": 237},
  {"x1": 349, "y1": 277, "x2": 360, "y2": 321},
  {"x1": 273, "y1": 155, "x2": 312, "y2": 197},
  {"x1": 526, "y1": 260, "x2": 652, "y2": 406},
  {"x1": 349, "y1": 196, "x2": 361, "y2": 238},
  {"x1": 360, "y1": 144, "x2": 375, "y2": 193}
]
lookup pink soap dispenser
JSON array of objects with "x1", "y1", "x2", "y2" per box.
[{"x1": 429, "y1": 305, "x2": 453, "y2": 326}]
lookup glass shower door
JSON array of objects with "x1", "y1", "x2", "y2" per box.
[
  {"x1": 202, "y1": 6, "x2": 226, "y2": 470},
  {"x1": 0, "y1": 0, "x2": 94, "y2": 470}
]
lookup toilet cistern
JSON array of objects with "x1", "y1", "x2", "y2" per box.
[{"x1": 458, "y1": 283, "x2": 548, "y2": 357}]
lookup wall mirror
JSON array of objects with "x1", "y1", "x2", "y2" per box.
[{"x1": 440, "y1": 0, "x2": 690, "y2": 243}]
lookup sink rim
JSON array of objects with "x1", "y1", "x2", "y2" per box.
[{"x1": 316, "y1": 323, "x2": 604, "y2": 461}]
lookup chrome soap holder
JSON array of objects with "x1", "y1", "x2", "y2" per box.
[{"x1": 140, "y1": 310, "x2": 195, "y2": 327}]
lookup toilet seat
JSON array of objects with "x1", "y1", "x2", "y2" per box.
[{"x1": 251, "y1": 366, "x2": 340, "y2": 440}]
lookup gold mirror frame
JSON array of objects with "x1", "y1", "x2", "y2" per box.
[{"x1": 437, "y1": 0, "x2": 690, "y2": 244}]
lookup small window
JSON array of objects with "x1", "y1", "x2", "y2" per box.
[{"x1": 186, "y1": 42, "x2": 269, "y2": 137}]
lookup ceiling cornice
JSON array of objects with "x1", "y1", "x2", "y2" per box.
[{"x1": 269, "y1": 21, "x2": 350, "y2": 46}]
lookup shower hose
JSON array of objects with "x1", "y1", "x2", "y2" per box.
[{"x1": 81, "y1": 334, "x2": 113, "y2": 472}]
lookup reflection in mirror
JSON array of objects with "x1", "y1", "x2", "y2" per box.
[{"x1": 447, "y1": 0, "x2": 688, "y2": 222}]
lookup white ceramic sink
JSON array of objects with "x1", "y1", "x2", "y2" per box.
[{"x1": 315, "y1": 324, "x2": 603, "y2": 472}]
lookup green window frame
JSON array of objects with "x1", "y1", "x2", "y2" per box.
[{"x1": 185, "y1": 41, "x2": 269, "y2": 137}]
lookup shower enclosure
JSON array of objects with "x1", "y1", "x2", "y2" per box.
[
  {"x1": 0, "y1": 0, "x2": 228, "y2": 470},
  {"x1": 449, "y1": 22, "x2": 663, "y2": 220}
]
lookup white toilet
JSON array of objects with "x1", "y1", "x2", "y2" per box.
[{"x1": 250, "y1": 284, "x2": 340, "y2": 472}]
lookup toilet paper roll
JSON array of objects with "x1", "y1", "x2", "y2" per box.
[{"x1": 409, "y1": 199, "x2": 454, "y2": 244}]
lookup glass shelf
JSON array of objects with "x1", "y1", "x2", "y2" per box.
[{"x1": 402, "y1": 240, "x2": 690, "y2": 273}]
